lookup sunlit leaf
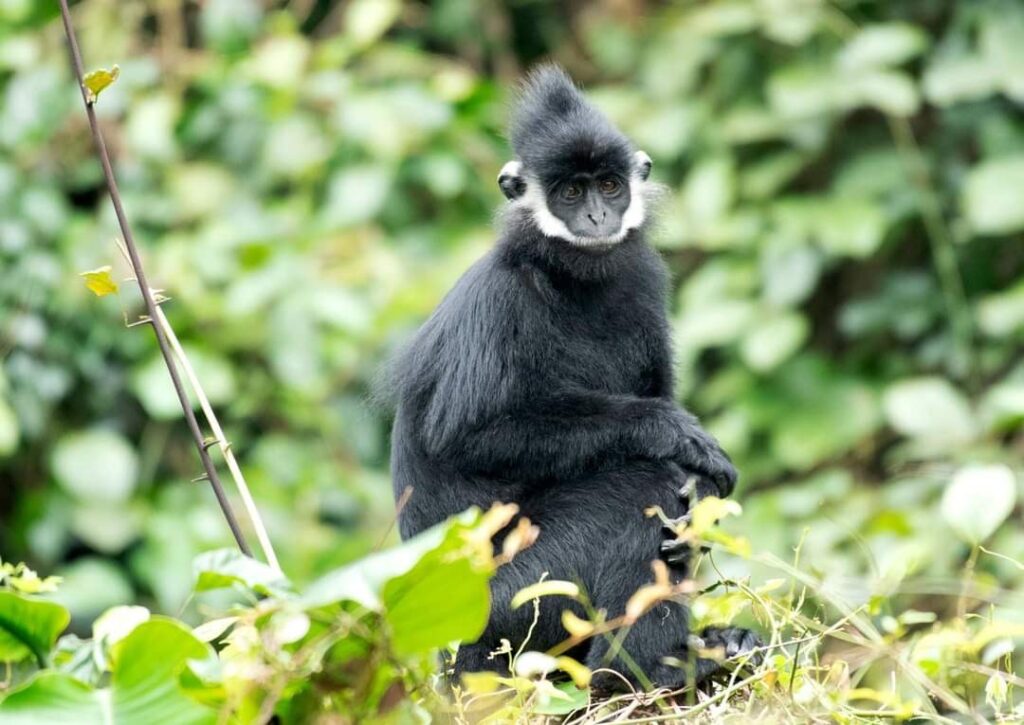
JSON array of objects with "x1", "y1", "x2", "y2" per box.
[
  {"x1": 510, "y1": 580, "x2": 580, "y2": 610},
  {"x1": 941, "y1": 464, "x2": 1017, "y2": 544},
  {"x1": 0, "y1": 620, "x2": 215, "y2": 724},
  {"x1": 82, "y1": 65, "x2": 119, "y2": 103},
  {"x1": 78, "y1": 266, "x2": 119, "y2": 297},
  {"x1": 0, "y1": 592, "x2": 69, "y2": 664},
  {"x1": 883, "y1": 377, "x2": 976, "y2": 446},
  {"x1": 962, "y1": 156, "x2": 1024, "y2": 235},
  {"x1": 193, "y1": 549, "x2": 290, "y2": 597}
]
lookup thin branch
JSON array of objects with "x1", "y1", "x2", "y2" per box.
[
  {"x1": 58, "y1": 0, "x2": 252, "y2": 556},
  {"x1": 152, "y1": 305, "x2": 281, "y2": 572}
]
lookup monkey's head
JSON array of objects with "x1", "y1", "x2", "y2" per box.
[{"x1": 498, "y1": 65, "x2": 653, "y2": 248}]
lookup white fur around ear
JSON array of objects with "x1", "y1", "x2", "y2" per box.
[
  {"x1": 518, "y1": 176, "x2": 579, "y2": 241},
  {"x1": 498, "y1": 160, "x2": 522, "y2": 182},
  {"x1": 634, "y1": 150, "x2": 652, "y2": 180}
]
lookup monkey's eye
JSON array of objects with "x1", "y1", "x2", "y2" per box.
[
  {"x1": 599, "y1": 178, "x2": 620, "y2": 194},
  {"x1": 563, "y1": 184, "x2": 582, "y2": 200}
]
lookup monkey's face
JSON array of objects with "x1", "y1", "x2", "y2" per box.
[
  {"x1": 545, "y1": 172, "x2": 632, "y2": 241},
  {"x1": 498, "y1": 150, "x2": 653, "y2": 248}
]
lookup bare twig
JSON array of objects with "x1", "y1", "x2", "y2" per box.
[
  {"x1": 58, "y1": 0, "x2": 252, "y2": 556},
  {"x1": 152, "y1": 305, "x2": 281, "y2": 572}
]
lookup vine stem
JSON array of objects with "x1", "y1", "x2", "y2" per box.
[
  {"x1": 152, "y1": 306, "x2": 281, "y2": 572},
  {"x1": 58, "y1": 0, "x2": 252, "y2": 556}
]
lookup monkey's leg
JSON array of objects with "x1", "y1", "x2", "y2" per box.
[
  {"x1": 577, "y1": 463, "x2": 762, "y2": 691},
  {"x1": 451, "y1": 461, "x2": 686, "y2": 683}
]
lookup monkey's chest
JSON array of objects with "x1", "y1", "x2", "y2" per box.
[{"x1": 544, "y1": 307, "x2": 663, "y2": 394}]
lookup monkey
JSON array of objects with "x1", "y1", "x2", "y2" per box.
[{"x1": 388, "y1": 65, "x2": 761, "y2": 691}]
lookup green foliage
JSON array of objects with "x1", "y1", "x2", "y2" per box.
[
  {"x1": 2, "y1": 0, "x2": 1024, "y2": 720},
  {"x1": 0, "y1": 509, "x2": 504, "y2": 722}
]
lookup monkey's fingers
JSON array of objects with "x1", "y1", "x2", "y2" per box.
[{"x1": 659, "y1": 539, "x2": 691, "y2": 568}]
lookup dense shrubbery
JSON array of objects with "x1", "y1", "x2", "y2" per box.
[{"x1": 1, "y1": 0, "x2": 1023, "y2": 720}]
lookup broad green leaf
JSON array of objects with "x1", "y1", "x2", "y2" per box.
[
  {"x1": 93, "y1": 605, "x2": 150, "y2": 647},
  {"x1": 345, "y1": 0, "x2": 401, "y2": 47},
  {"x1": 0, "y1": 592, "x2": 69, "y2": 664},
  {"x1": 978, "y1": 282, "x2": 1024, "y2": 337},
  {"x1": 883, "y1": 377, "x2": 976, "y2": 446},
  {"x1": 0, "y1": 398, "x2": 17, "y2": 457},
  {"x1": 740, "y1": 311, "x2": 808, "y2": 372},
  {"x1": 192, "y1": 549, "x2": 290, "y2": 596},
  {"x1": 50, "y1": 558, "x2": 133, "y2": 622},
  {"x1": 510, "y1": 580, "x2": 581, "y2": 610},
  {"x1": 962, "y1": 156, "x2": 1024, "y2": 235},
  {"x1": 0, "y1": 619, "x2": 215, "y2": 724},
  {"x1": 533, "y1": 681, "x2": 590, "y2": 716},
  {"x1": 82, "y1": 65, "x2": 119, "y2": 103},
  {"x1": 382, "y1": 545, "x2": 490, "y2": 656},
  {"x1": 923, "y1": 55, "x2": 999, "y2": 107},
  {"x1": 51, "y1": 429, "x2": 138, "y2": 503},
  {"x1": 941, "y1": 464, "x2": 1017, "y2": 544},
  {"x1": 131, "y1": 348, "x2": 236, "y2": 420},
  {"x1": 78, "y1": 266, "x2": 118, "y2": 297},
  {"x1": 300, "y1": 510, "x2": 480, "y2": 609},
  {"x1": 838, "y1": 23, "x2": 928, "y2": 71}
]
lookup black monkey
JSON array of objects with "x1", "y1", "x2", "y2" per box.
[{"x1": 389, "y1": 66, "x2": 760, "y2": 690}]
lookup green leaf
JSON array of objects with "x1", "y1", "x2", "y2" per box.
[
  {"x1": 532, "y1": 681, "x2": 590, "y2": 716},
  {"x1": 0, "y1": 619, "x2": 215, "y2": 724},
  {"x1": 0, "y1": 592, "x2": 69, "y2": 664},
  {"x1": 131, "y1": 348, "x2": 236, "y2": 420},
  {"x1": 345, "y1": 0, "x2": 401, "y2": 47},
  {"x1": 962, "y1": 156, "x2": 1024, "y2": 235},
  {"x1": 192, "y1": 549, "x2": 290, "y2": 596},
  {"x1": 883, "y1": 377, "x2": 976, "y2": 446},
  {"x1": 740, "y1": 311, "x2": 808, "y2": 372},
  {"x1": 838, "y1": 23, "x2": 928, "y2": 71},
  {"x1": 300, "y1": 511, "x2": 473, "y2": 609},
  {"x1": 82, "y1": 65, "x2": 119, "y2": 103},
  {"x1": 382, "y1": 543, "x2": 491, "y2": 656},
  {"x1": 941, "y1": 464, "x2": 1017, "y2": 544},
  {"x1": 0, "y1": 398, "x2": 18, "y2": 457},
  {"x1": 51, "y1": 429, "x2": 138, "y2": 503}
]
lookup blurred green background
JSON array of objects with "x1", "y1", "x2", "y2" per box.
[{"x1": 1, "y1": 0, "x2": 1022, "y2": 628}]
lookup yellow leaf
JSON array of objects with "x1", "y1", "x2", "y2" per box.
[
  {"x1": 500, "y1": 517, "x2": 539, "y2": 562},
  {"x1": 459, "y1": 670, "x2": 504, "y2": 694},
  {"x1": 83, "y1": 65, "x2": 120, "y2": 103},
  {"x1": 689, "y1": 496, "x2": 742, "y2": 536},
  {"x1": 79, "y1": 266, "x2": 119, "y2": 297},
  {"x1": 624, "y1": 561, "x2": 674, "y2": 623},
  {"x1": 560, "y1": 610, "x2": 595, "y2": 638},
  {"x1": 555, "y1": 656, "x2": 592, "y2": 687},
  {"x1": 510, "y1": 580, "x2": 580, "y2": 610}
]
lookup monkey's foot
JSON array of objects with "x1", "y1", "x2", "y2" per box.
[{"x1": 693, "y1": 626, "x2": 764, "y2": 675}]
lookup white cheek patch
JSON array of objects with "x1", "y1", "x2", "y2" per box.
[
  {"x1": 517, "y1": 176, "x2": 579, "y2": 242},
  {"x1": 513, "y1": 173, "x2": 648, "y2": 247}
]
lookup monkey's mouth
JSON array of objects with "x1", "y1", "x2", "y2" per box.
[{"x1": 566, "y1": 227, "x2": 630, "y2": 249}]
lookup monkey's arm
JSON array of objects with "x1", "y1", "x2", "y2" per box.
[{"x1": 420, "y1": 390, "x2": 735, "y2": 487}]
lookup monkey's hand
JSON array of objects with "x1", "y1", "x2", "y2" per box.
[
  {"x1": 665, "y1": 409, "x2": 737, "y2": 497},
  {"x1": 659, "y1": 475, "x2": 718, "y2": 571}
]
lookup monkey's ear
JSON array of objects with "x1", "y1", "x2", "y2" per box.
[
  {"x1": 498, "y1": 160, "x2": 527, "y2": 201},
  {"x1": 634, "y1": 150, "x2": 652, "y2": 181}
]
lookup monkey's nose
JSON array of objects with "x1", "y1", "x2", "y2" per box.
[{"x1": 587, "y1": 210, "x2": 606, "y2": 226}]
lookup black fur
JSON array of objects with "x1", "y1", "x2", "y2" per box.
[
  {"x1": 388, "y1": 67, "x2": 758, "y2": 690},
  {"x1": 510, "y1": 65, "x2": 634, "y2": 188}
]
